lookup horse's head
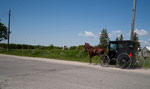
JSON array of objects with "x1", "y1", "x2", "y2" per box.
[{"x1": 84, "y1": 43, "x2": 91, "y2": 51}]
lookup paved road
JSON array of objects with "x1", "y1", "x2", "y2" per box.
[{"x1": 0, "y1": 55, "x2": 150, "y2": 89}]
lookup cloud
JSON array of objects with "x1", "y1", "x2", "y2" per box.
[
  {"x1": 147, "y1": 39, "x2": 150, "y2": 41},
  {"x1": 135, "y1": 29, "x2": 150, "y2": 47},
  {"x1": 79, "y1": 31, "x2": 97, "y2": 38},
  {"x1": 109, "y1": 30, "x2": 121, "y2": 38},
  {"x1": 108, "y1": 33, "x2": 112, "y2": 38},
  {"x1": 140, "y1": 39, "x2": 150, "y2": 47},
  {"x1": 112, "y1": 30, "x2": 121, "y2": 36},
  {"x1": 134, "y1": 29, "x2": 148, "y2": 36},
  {"x1": 140, "y1": 40, "x2": 148, "y2": 46}
]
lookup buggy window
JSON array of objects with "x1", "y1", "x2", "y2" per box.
[
  {"x1": 129, "y1": 44, "x2": 133, "y2": 48},
  {"x1": 110, "y1": 43, "x2": 117, "y2": 51},
  {"x1": 129, "y1": 42, "x2": 134, "y2": 49},
  {"x1": 118, "y1": 44, "x2": 124, "y2": 49}
]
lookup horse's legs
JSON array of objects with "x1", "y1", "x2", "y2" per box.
[
  {"x1": 88, "y1": 53, "x2": 91, "y2": 64},
  {"x1": 89, "y1": 57, "x2": 92, "y2": 64},
  {"x1": 89, "y1": 56, "x2": 94, "y2": 64},
  {"x1": 99, "y1": 54, "x2": 104, "y2": 66},
  {"x1": 88, "y1": 53, "x2": 92, "y2": 64}
]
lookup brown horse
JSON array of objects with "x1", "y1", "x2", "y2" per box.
[{"x1": 84, "y1": 43, "x2": 106, "y2": 64}]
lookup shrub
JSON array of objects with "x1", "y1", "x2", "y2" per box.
[
  {"x1": 77, "y1": 45, "x2": 84, "y2": 50},
  {"x1": 69, "y1": 46, "x2": 77, "y2": 50}
]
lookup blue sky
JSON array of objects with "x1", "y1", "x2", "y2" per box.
[{"x1": 0, "y1": 0, "x2": 150, "y2": 47}]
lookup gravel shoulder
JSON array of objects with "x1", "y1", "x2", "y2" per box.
[{"x1": 1, "y1": 54, "x2": 150, "y2": 75}]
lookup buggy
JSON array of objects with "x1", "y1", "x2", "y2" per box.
[{"x1": 101, "y1": 40, "x2": 145, "y2": 69}]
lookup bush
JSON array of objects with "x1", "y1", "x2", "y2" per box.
[
  {"x1": 77, "y1": 45, "x2": 84, "y2": 50},
  {"x1": 69, "y1": 46, "x2": 77, "y2": 50}
]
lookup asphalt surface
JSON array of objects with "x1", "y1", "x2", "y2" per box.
[{"x1": 0, "y1": 55, "x2": 150, "y2": 89}]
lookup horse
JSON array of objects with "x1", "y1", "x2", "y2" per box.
[{"x1": 84, "y1": 43, "x2": 106, "y2": 64}]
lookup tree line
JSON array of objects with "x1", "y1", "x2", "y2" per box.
[{"x1": 0, "y1": 43, "x2": 85, "y2": 50}]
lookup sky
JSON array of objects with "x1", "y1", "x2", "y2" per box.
[{"x1": 0, "y1": 0, "x2": 150, "y2": 47}]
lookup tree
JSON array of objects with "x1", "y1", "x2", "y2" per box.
[
  {"x1": 133, "y1": 32, "x2": 140, "y2": 50},
  {"x1": 48, "y1": 44, "x2": 54, "y2": 50},
  {"x1": 116, "y1": 37, "x2": 119, "y2": 41},
  {"x1": 100, "y1": 29, "x2": 109, "y2": 48},
  {"x1": 119, "y1": 34, "x2": 123, "y2": 41},
  {"x1": 0, "y1": 22, "x2": 8, "y2": 42},
  {"x1": 115, "y1": 34, "x2": 123, "y2": 41}
]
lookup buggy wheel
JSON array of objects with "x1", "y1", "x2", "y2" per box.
[
  {"x1": 100, "y1": 54, "x2": 110, "y2": 67},
  {"x1": 117, "y1": 53, "x2": 132, "y2": 69}
]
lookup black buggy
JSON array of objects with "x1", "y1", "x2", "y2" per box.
[{"x1": 101, "y1": 40, "x2": 145, "y2": 69}]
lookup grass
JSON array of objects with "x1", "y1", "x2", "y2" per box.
[
  {"x1": 0, "y1": 48, "x2": 100, "y2": 64},
  {"x1": 144, "y1": 57, "x2": 150, "y2": 68}
]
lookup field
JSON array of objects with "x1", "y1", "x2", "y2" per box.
[{"x1": 0, "y1": 44, "x2": 100, "y2": 64}]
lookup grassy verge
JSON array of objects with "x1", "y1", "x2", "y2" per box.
[
  {"x1": 0, "y1": 48, "x2": 100, "y2": 64},
  {"x1": 144, "y1": 58, "x2": 150, "y2": 68},
  {"x1": 0, "y1": 48, "x2": 150, "y2": 68}
]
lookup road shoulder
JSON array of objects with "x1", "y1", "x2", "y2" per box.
[{"x1": 1, "y1": 54, "x2": 150, "y2": 75}]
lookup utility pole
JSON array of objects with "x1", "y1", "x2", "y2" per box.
[
  {"x1": 130, "y1": 0, "x2": 136, "y2": 41},
  {"x1": 7, "y1": 9, "x2": 11, "y2": 51}
]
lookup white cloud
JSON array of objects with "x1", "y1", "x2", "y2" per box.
[
  {"x1": 79, "y1": 31, "x2": 97, "y2": 38},
  {"x1": 108, "y1": 33, "x2": 112, "y2": 38},
  {"x1": 112, "y1": 30, "x2": 121, "y2": 36},
  {"x1": 134, "y1": 29, "x2": 148, "y2": 36},
  {"x1": 109, "y1": 30, "x2": 121, "y2": 38},
  {"x1": 139, "y1": 39, "x2": 150, "y2": 47},
  {"x1": 140, "y1": 40, "x2": 148, "y2": 46},
  {"x1": 147, "y1": 39, "x2": 150, "y2": 41}
]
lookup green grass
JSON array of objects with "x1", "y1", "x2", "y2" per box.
[
  {"x1": 0, "y1": 48, "x2": 100, "y2": 64},
  {"x1": 1, "y1": 48, "x2": 150, "y2": 68},
  {"x1": 144, "y1": 57, "x2": 150, "y2": 68}
]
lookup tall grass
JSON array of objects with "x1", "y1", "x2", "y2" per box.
[
  {"x1": 144, "y1": 57, "x2": 150, "y2": 68},
  {"x1": 0, "y1": 47, "x2": 100, "y2": 64}
]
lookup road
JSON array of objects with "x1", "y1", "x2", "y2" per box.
[{"x1": 0, "y1": 54, "x2": 150, "y2": 89}]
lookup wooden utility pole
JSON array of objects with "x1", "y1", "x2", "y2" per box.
[
  {"x1": 130, "y1": 0, "x2": 136, "y2": 41},
  {"x1": 7, "y1": 9, "x2": 11, "y2": 51}
]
